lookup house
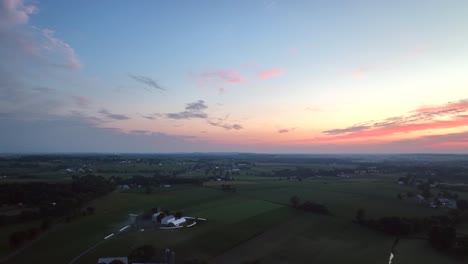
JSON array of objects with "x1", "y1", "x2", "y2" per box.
[
  {"x1": 161, "y1": 215, "x2": 175, "y2": 225},
  {"x1": 97, "y1": 257, "x2": 128, "y2": 264},
  {"x1": 169, "y1": 218, "x2": 186, "y2": 227}
]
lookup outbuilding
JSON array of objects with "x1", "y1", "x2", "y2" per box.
[
  {"x1": 152, "y1": 212, "x2": 162, "y2": 222},
  {"x1": 161, "y1": 215, "x2": 175, "y2": 225},
  {"x1": 170, "y1": 218, "x2": 187, "y2": 227}
]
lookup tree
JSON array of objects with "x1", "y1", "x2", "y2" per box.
[
  {"x1": 184, "y1": 258, "x2": 207, "y2": 264},
  {"x1": 128, "y1": 245, "x2": 162, "y2": 263},
  {"x1": 290, "y1": 195, "x2": 300, "y2": 208},
  {"x1": 429, "y1": 226, "x2": 456, "y2": 250},
  {"x1": 40, "y1": 218, "x2": 52, "y2": 231},
  {"x1": 175, "y1": 211, "x2": 183, "y2": 219},
  {"x1": 27, "y1": 227, "x2": 40, "y2": 240},
  {"x1": 145, "y1": 186, "x2": 153, "y2": 194},
  {"x1": 300, "y1": 201, "x2": 330, "y2": 215},
  {"x1": 356, "y1": 209, "x2": 366, "y2": 224},
  {"x1": 86, "y1": 206, "x2": 95, "y2": 215},
  {"x1": 456, "y1": 199, "x2": 468, "y2": 211},
  {"x1": 9, "y1": 231, "x2": 28, "y2": 248}
]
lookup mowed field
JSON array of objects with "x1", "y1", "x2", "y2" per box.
[{"x1": 2, "y1": 176, "x2": 465, "y2": 264}]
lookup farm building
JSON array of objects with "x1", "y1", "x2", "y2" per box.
[
  {"x1": 97, "y1": 257, "x2": 128, "y2": 264},
  {"x1": 161, "y1": 215, "x2": 175, "y2": 225},
  {"x1": 152, "y1": 212, "x2": 162, "y2": 222},
  {"x1": 169, "y1": 218, "x2": 187, "y2": 227},
  {"x1": 439, "y1": 198, "x2": 457, "y2": 209}
]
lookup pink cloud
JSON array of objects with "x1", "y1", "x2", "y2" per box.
[
  {"x1": 0, "y1": 0, "x2": 81, "y2": 70},
  {"x1": 412, "y1": 100, "x2": 468, "y2": 114},
  {"x1": 320, "y1": 115, "x2": 468, "y2": 142},
  {"x1": 72, "y1": 96, "x2": 93, "y2": 108},
  {"x1": 278, "y1": 128, "x2": 296, "y2": 133},
  {"x1": 193, "y1": 70, "x2": 245, "y2": 90},
  {"x1": 257, "y1": 68, "x2": 287, "y2": 80},
  {"x1": 0, "y1": 0, "x2": 37, "y2": 29},
  {"x1": 39, "y1": 28, "x2": 81, "y2": 70}
]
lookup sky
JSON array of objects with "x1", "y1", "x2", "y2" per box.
[{"x1": 1, "y1": 0, "x2": 468, "y2": 153}]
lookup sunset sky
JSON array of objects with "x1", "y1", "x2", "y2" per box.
[{"x1": 1, "y1": 0, "x2": 468, "y2": 153}]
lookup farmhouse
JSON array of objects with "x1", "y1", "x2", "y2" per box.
[
  {"x1": 161, "y1": 215, "x2": 175, "y2": 225},
  {"x1": 97, "y1": 257, "x2": 128, "y2": 264}
]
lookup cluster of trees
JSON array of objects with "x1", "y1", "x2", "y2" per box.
[
  {"x1": 110, "y1": 174, "x2": 205, "y2": 187},
  {"x1": 272, "y1": 167, "x2": 354, "y2": 179},
  {"x1": 355, "y1": 208, "x2": 468, "y2": 256},
  {"x1": 0, "y1": 175, "x2": 113, "y2": 226},
  {"x1": 290, "y1": 195, "x2": 330, "y2": 215},
  {"x1": 127, "y1": 245, "x2": 173, "y2": 263},
  {"x1": 8, "y1": 217, "x2": 52, "y2": 249}
]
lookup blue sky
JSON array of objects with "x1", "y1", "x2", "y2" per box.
[{"x1": 1, "y1": 0, "x2": 468, "y2": 153}]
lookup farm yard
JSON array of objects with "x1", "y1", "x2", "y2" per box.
[{"x1": 1, "y1": 154, "x2": 468, "y2": 264}]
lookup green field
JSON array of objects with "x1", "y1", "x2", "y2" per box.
[{"x1": 1, "y1": 175, "x2": 465, "y2": 264}]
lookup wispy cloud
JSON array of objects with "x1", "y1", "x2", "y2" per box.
[
  {"x1": 207, "y1": 118, "x2": 243, "y2": 130},
  {"x1": 257, "y1": 68, "x2": 287, "y2": 80},
  {"x1": 0, "y1": 0, "x2": 81, "y2": 70},
  {"x1": 37, "y1": 28, "x2": 81, "y2": 70},
  {"x1": 99, "y1": 109, "x2": 130, "y2": 121},
  {"x1": 72, "y1": 96, "x2": 92, "y2": 108},
  {"x1": 0, "y1": 112, "x2": 202, "y2": 153},
  {"x1": 160, "y1": 100, "x2": 244, "y2": 130},
  {"x1": 129, "y1": 74, "x2": 166, "y2": 91},
  {"x1": 193, "y1": 70, "x2": 245, "y2": 90},
  {"x1": 278, "y1": 128, "x2": 295, "y2": 133},
  {"x1": 411, "y1": 99, "x2": 468, "y2": 114},
  {"x1": 323, "y1": 124, "x2": 372, "y2": 136},
  {"x1": 165, "y1": 100, "x2": 208, "y2": 120},
  {"x1": 32, "y1": 86, "x2": 55, "y2": 93},
  {"x1": 140, "y1": 114, "x2": 158, "y2": 120},
  {"x1": 321, "y1": 99, "x2": 468, "y2": 141},
  {"x1": 0, "y1": 0, "x2": 37, "y2": 30}
]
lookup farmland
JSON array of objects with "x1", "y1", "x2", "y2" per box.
[{"x1": 1, "y1": 154, "x2": 468, "y2": 263}]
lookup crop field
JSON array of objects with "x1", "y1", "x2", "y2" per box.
[{"x1": 2, "y1": 170, "x2": 466, "y2": 264}]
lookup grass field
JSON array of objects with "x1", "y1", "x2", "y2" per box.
[{"x1": 2, "y1": 175, "x2": 465, "y2": 264}]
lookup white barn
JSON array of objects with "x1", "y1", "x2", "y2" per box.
[
  {"x1": 161, "y1": 215, "x2": 175, "y2": 225},
  {"x1": 170, "y1": 218, "x2": 186, "y2": 227}
]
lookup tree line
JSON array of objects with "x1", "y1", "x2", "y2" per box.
[
  {"x1": 0, "y1": 175, "x2": 114, "y2": 226},
  {"x1": 354, "y1": 208, "x2": 468, "y2": 256},
  {"x1": 290, "y1": 195, "x2": 331, "y2": 215}
]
